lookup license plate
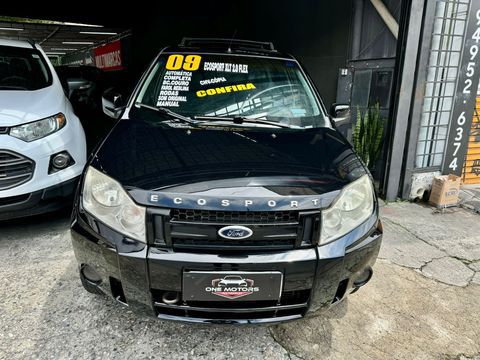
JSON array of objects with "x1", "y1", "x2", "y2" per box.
[{"x1": 182, "y1": 271, "x2": 283, "y2": 301}]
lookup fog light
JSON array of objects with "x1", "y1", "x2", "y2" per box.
[
  {"x1": 49, "y1": 151, "x2": 74, "y2": 173},
  {"x1": 81, "y1": 264, "x2": 102, "y2": 284},
  {"x1": 53, "y1": 152, "x2": 70, "y2": 168},
  {"x1": 353, "y1": 267, "x2": 373, "y2": 288},
  {"x1": 162, "y1": 291, "x2": 180, "y2": 305}
]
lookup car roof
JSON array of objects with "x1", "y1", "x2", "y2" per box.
[{"x1": 0, "y1": 38, "x2": 35, "y2": 49}]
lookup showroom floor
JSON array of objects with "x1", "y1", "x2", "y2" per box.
[{"x1": 0, "y1": 202, "x2": 479, "y2": 360}]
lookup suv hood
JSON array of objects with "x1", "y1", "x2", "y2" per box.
[
  {"x1": 0, "y1": 85, "x2": 66, "y2": 126},
  {"x1": 92, "y1": 119, "x2": 368, "y2": 207}
]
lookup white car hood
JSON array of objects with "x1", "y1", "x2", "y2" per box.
[{"x1": 0, "y1": 85, "x2": 66, "y2": 126}]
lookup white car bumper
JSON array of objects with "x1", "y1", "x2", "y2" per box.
[{"x1": 0, "y1": 120, "x2": 86, "y2": 219}]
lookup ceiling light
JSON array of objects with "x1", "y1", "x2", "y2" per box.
[
  {"x1": 63, "y1": 22, "x2": 103, "y2": 28},
  {"x1": 62, "y1": 41, "x2": 94, "y2": 45},
  {"x1": 51, "y1": 48, "x2": 78, "y2": 51},
  {"x1": 0, "y1": 27, "x2": 23, "y2": 31},
  {"x1": 79, "y1": 31, "x2": 117, "y2": 35},
  {"x1": 46, "y1": 52, "x2": 66, "y2": 55}
]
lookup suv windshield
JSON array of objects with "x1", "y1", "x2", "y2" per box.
[
  {"x1": 0, "y1": 45, "x2": 52, "y2": 91},
  {"x1": 136, "y1": 53, "x2": 328, "y2": 128}
]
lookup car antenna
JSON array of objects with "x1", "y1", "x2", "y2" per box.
[{"x1": 227, "y1": 29, "x2": 237, "y2": 53}]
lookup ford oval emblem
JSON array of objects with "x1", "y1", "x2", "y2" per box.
[{"x1": 218, "y1": 225, "x2": 253, "y2": 240}]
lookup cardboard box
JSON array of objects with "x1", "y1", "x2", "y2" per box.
[{"x1": 428, "y1": 174, "x2": 461, "y2": 207}]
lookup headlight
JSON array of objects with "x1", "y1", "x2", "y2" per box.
[
  {"x1": 10, "y1": 113, "x2": 66, "y2": 142},
  {"x1": 82, "y1": 167, "x2": 146, "y2": 242},
  {"x1": 320, "y1": 175, "x2": 374, "y2": 245}
]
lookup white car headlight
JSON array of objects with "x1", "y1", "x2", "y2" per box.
[
  {"x1": 9, "y1": 113, "x2": 66, "y2": 142},
  {"x1": 320, "y1": 175, "x2": 375, "y2": 245},
  {"x1": 82, "y1": 166, "x2": 146, "y2": 242}
]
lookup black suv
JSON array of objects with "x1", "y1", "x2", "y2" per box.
[{"x1": 70, "y1": 38, "x2": 382, "y2": 324}]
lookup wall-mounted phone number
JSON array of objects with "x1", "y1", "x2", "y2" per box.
[{"x1": 448, "y1": 9, "x2": 480, "y2": 172}]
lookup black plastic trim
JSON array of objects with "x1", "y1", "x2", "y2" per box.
[{"x1": 154, "y1": 302, "x2": 307, "y2": 313}]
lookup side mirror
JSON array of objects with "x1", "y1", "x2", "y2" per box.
[
  {"x1": 66, "y1": 78, "x2": 92, "y2": 98},
  {"x1": 102, "y1": 87, "x2": 125, "y2": 119},
  {"x1": 330, "y1": 103, "x2": 351, "y2": 127}
]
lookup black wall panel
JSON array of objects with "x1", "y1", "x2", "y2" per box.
[{"x1": 128, "y1": 1, "x2": 353, "y2": 106}]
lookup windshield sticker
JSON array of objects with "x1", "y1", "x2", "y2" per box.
[
  {"x1": 204, "y1": 61, "x2": 248, "y2": 73},
  {"x1": 157, "y1": 70, "x2": 192, "y2": 107},
  {"x1": 166, "y1": 54, "x2": 201, "y2": 71},
  {"x1": 142, "y1": 54, "x2": 325, "y2": 126},
  {"x1": 196, "y1": 83, "x2": 256, "y2": 98},
  {"x1": 199, "y1": 77, "x2": 227, "y2": 86}
]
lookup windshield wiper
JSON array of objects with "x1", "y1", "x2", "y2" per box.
[
  {"x1": 134, "y1": 102, "x2": 199, "y2": 126},
  {"x1": 192, "y1": 115, "x2": 295, "y2": 128},
  {"x1": 135, "y1": 103, "x2": 298, "y2": 129}
]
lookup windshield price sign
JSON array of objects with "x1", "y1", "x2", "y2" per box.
[{"x1": 444, "y1": 3, "x2": 480, "y2": 175}]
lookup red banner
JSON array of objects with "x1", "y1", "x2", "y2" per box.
[{"x1": 94, "y1": 40, "x2": 123, "y2": 71}]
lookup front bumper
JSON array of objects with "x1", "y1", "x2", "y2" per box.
[
  {"x1": 71, "y1": 205, "x2": 382, "y2": 324},
  {"x1": 0, "y1": 177, "x2": 79, "y2": 221}
]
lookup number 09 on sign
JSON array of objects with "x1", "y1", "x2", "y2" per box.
[{"x1": 166, "y1": 54, "x2": 202, "y2": 71}]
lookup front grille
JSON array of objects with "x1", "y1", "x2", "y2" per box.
[
  {"x1": 149, "y1": 208, "x2": 320, "y2": 251},
  {"x1": 152, "y1": 289, "x2": 310, "y2": 321},
  {"x1": 171, "y1": 209, "x2": 298, "y2": 224},
  {"x1": 0, "y1": 127, "x2": 8, "y2": 134},
  {"x1": 172, "y1": 238, "x2": 295, "y2": 251},
  {"x1": 0, "y1": 150, "x2": 35, "y2": 190}
]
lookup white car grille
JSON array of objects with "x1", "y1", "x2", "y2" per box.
[{"x1": 0, "y1": 150, "x2": 35, "y2": 190}]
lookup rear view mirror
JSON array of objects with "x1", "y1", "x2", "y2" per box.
[{"x1": 102, "y1": 87, "x2": 125, "y2": 119}]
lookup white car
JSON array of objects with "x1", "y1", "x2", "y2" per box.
[{"x1": 0, "y1": 39, "x2": 86, "y2": 220}]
